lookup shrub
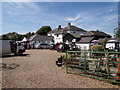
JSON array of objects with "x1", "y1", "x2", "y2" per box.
[{"x1": 90, "y1": 45, "x2": 104, "y2": 51}]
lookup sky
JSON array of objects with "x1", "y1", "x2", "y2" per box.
[{"x1": 2, "y1": 1, "x2": 118, "y2": 37}]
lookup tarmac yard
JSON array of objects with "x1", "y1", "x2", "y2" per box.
[{"x1": 2, "y1": 50, "x2": 119, "y2": 88}]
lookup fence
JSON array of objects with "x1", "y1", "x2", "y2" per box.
[{"x1": 65, "y1": 50, "x2": 120, "y2": 84}]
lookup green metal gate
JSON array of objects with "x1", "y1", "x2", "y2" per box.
[{"x1": 65, "y1": 51, "x2": 120, "y2": 84}]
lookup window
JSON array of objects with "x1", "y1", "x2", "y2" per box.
[{"x1": 57, "y1": 34, "x2": 59, "y2": 37}]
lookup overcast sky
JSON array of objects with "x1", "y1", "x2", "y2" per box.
[{"x1": 2, "y1": 1, "x2": 118, "y2": 36}]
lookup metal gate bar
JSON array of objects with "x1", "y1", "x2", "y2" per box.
[{"x1": 66, "y1": 51, "x2": 120, "y2": 84}]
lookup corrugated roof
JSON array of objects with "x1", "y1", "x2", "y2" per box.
[
  {"x1": 107, "y1": 38, "x2": 120, "y2": 42},
  {"x1": 29, "y1": 34, "x2": 37, "y2": 41},
  {"x1": 82, "y1": 30, "x2": 111, "y2": 38},
  {"x1": 69, "y1": 33, "x2": 81, "y2": 38},
  {"x1": 48, "y1": 23, "x2": 87, "y2": 34},
  {"x1": 63, "y1": 25, "x2": 86, "y2": 32},
  {"x1": 77, "y1": 37, "x2": 94, "y2": 43},
  {"x1": 28, "y1": 34, "x2": 54, "y2": 41},
  {"x1": 55, "y1": 25, "x2": 87, "y2": 34},
  {"x1": 48, "y1": 27, "x2": 63, "y2": 34}
]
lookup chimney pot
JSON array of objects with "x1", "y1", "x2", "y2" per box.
[
  {"x1": 58, "y1": 25, "x2": 61, "y2": 29},
  {"x1": 68, "y1": 23, "x2": 71, "y2": 26}
]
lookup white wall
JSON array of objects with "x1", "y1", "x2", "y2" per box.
[
  {"x1": 47, "y1": 33, "x2": 55, "y2": 37},
  {"x1": 106, "y1": 43, "x2": 115, "y2": 49},
  {"x1": 76, "y1": 43, "x2": 90, "y2": 50},
  {"x1": 54, "y1": 34, "x2": 63, "y2": 44},
  {"x1": 47, "y1": 34, "x2": 51, "y2": 36},
  {"x1": 48, "y1": 33, "x2": 64, "y2": 44}
]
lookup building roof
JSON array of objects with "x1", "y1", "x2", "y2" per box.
[
  {"x1": 77, "y1": 37, "x2": 94, "y2": 43},
  {"x1": 48, "y1": 25, "x2": 63, "y2": 34},
  {"x1": 28, "y1": 34, "x2": 54, "y2": 42},
  {"x1": 63, "y1": 23, "x2": 87, "y2": 32},
  {"x1": 107, "y1": 38, "x2": 120, "y2": 42},
  {"x1": 82, "y1": 30, "x2": 111, "y2": 38},
  {"x1": 48, "y1": 23, "x2": 87, "y2": 34},
  {"x1": 67, "y1": 33, "x2": 81, "y2": 38}
]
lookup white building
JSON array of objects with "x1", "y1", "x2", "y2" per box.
[
  {"x1": 47, "y1": 23, "x2": 87, "y2": 44},
  {"x1": 76, "y1": 30, "x2": 112, "y2": 50},
  {"x1": 106, "y1": 38, "x2": 120, "y2": 50},
  {"x1": 28, "y1": 34, "x2": 54, "y2": 44}
]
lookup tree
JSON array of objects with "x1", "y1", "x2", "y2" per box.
[
  {"x1": 1, "y1": 35, "x2": 9, "y2": 40},
  {"x1": 114, "y1": 27, "x2": 120, "y2": 52},
  {"x1": 36, "y1": 26, "x2": 52, "y2": 35},
  {"x1": 1, "y1": 32, "x2": 24, "y2": 41},
  {"x1": 114, "y1": 28, "x2": 120, "y2": 38},
  {"x1": 23, "y1": 32, "x2": 33, "y2": 38},
  {"x1": 7, "y1": 32, "x2": 21, "y2": 41}
]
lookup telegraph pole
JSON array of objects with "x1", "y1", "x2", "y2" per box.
[{"x1": 118, "y1": 1, "x2": 120, "y2": 55}]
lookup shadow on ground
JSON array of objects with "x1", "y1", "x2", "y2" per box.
[{"x1": 1, "y1": 54, "x2": 30, "y2": 58}]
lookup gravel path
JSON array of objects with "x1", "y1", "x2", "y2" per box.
[{"x1": 2, "y1": 50, "x2": 119, "y2": 88}]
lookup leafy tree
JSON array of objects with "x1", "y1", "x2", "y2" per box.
[
  {"x1": 114, "y1": 27, "x2": 120, "y2": 52},
  {"x1": 1, "y1": 35, "x2": 9, "y2": 40},
  {"x1": 1, "y1": 32, "x2": 35, "y2": 41},
  {"x1": 23, "y1": 32, "x2": 34, "y2": 38},
  {"x1": 114, "y1": 28, "x2": 120, "y2": 38},
  {"x1": 1, "y1": 32, "x2": 24, "y2": 41},
  {"x1": 36, "y1": 26, "x2": 52, "y2": 35},
  {"x1": 7, "y1": 32, "x2": 20, "y2": 41}
]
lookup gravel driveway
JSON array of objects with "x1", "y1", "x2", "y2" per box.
[{"x1": 2, "y1": 50, "x2": 119, "y2": 88}]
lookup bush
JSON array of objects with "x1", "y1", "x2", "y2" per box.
[{"x1": 90, "y1": 45, "x2": 104, "y2": 51}]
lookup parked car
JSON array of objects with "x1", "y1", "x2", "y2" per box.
[
  {"x1": 40, "y1": 43, "x2": 51, "y2": 49},
  {"x1": 54, "y1": 42, "x2": 65, "y2": 50},
  {"x1": 0, "y1": 40, "x2": 25, "y2": 56},
  {"x1": 57, "y1": 43, "x2": 70, "y2": 52},
  {"x1": 34, "y1": 43, "x2": 40, "y2": 49},
  {"x1": 35, "y1": 43, "x2": 50, "y2": 49},
  {"x1": 49, "y1": 44, "x2": 55, "y2": 50}
]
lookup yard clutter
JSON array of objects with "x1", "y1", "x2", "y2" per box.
[
  {"x1": 0, "y1": 63, "x2": 19, "y2": 70},
  {"x1": 56, "y1": 55, "x2": 64, "y2": 67},
  {"x1": 115, "y1": 56, "x2": 120, "y2": 81}
]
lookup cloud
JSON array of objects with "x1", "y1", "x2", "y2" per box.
[
  {"x1": 63, "y1": 5, "x2": 117, "y2": 36},
  {"x1": 104, "y1": 15, "x2": 117, "y2": 22},
  {"x1": 3, "y1": 2, "x2": 41, "y2": 17},
  {"x1": 106, "y1": 8, "x2": 114, "y2": 14},
  {"x1": 2, "y1": 2, "x2": 118, "y2": 37},
  {"x1": 65, "y1": 16, "x2": 80, "y2": 21}
]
